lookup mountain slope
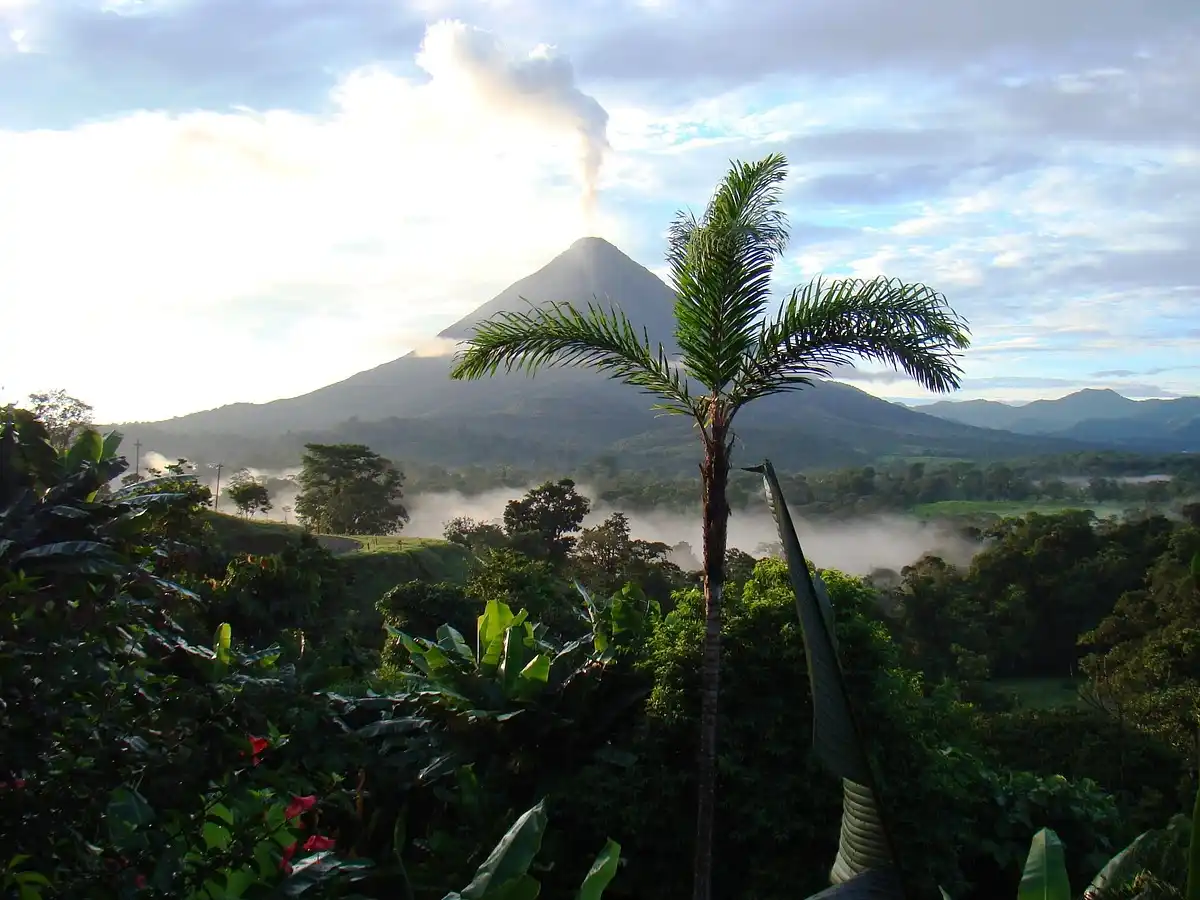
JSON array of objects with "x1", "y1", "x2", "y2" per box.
[
  {"x1": 116, "y1": 238, "x2": 1098, "y2": 472},
  {"x1": 921, "y1": 388, "x2": 1200, "y2": 451}
]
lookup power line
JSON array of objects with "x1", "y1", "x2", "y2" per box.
[{"x1": 213, "y1": 462, "x2": 224, "y2": 512}]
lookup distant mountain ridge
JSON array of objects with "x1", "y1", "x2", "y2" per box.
[
  {"x1": 113, "y1": 237, "x2": 1104, "y2": 472},
  {"x1": 919, "y1": 388, "x2": 1200, "y2": 452}
]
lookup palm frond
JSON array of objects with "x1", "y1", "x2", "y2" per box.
[
  {"x1": 665, "y1": 153, "x2": 791, "y2": 392},
  {"x1": 449, "y1": 299, "x2": 699, "y2": 417},
  {"x1": 732, "y1": 275, "x2": 970, "y2": 407}
]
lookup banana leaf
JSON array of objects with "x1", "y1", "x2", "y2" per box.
[
  {"x1": 1018, "y1": 829, "x2": 1071, "y2": 900},
  {"x1": 1085, "y1": 832, "x2": 1150, "y2": 900},
  {"x1": 745, "y1": 460, "x2": 903, "y2": 898}
]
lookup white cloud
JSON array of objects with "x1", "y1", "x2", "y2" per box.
[{"x1": 0, "y1": 22, "x2": 635, "y2": 422}]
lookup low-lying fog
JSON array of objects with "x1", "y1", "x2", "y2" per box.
[
  {"x1": 401, "y1": 487, "x2": 979, "y2": 575},
  {"x1": 135, "y1": 450, "x2": 977, "y2": 575}
]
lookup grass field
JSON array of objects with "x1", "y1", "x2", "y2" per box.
[
  {"x1": 910, "y1": 500, "x2": 1129, "y2": 521},
  {"x1": 988, "y1": 677, "x2": 1084, "y2": 710},
  {"x1": 204, "y1": 512, "x2": 477, "y2": 610}
]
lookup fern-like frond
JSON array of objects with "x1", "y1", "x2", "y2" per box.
[
  {"x1": 449, "y1": 299, "x2": 699, "y2": 418},
  {"x1": 731, "y1": 275, "x2": 970, "y2": 408}
]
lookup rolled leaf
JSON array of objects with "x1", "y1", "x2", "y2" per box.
[
  {"x1": 1187, "y1": 784, "x2": 1200, "y2": 900},
  {"x1": 748, "y1": 461, "x2": 870, "y2": 785},
  {"x1": 746, "y1": 460, "x2": 901, "y2": 895},
  {"x1": 806, "y1": 869, "x2": 905, "y2": 900}
]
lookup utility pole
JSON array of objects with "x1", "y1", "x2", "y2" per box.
[
  {"x1": 134, "y1": 440, "x2": 142, "y2": 477},
  {"x1": 213, "y1": 462, "x2": 224, "y2": 512}
]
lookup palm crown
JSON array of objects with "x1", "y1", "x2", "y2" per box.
[{"x1": 449, "y1": 153, "x2": 970, "y2": 433}]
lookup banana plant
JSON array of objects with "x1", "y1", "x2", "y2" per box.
[
  {"x1": 746, "y1": 459, "x2": 904, "y2": 900},
  {"x1": 390, "y1": 600, "x2": 562, "y2": 710},
  {"x1": 572, "y1": 580, "x2": 661, "y2": 660},
  {"x1": 442, "y1": 799, "x2": 621, "y2": 900}
]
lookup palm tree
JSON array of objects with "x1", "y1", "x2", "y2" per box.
[{"x1": 449, "y1": 153, "x2": 971, "y2": 900}]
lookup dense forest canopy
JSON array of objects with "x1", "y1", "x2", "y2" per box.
[{"x1": 4, "y1": 382, "x2": 1200, "y2": 899}]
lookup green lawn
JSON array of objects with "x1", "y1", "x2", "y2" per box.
[
  {"x1": 205, "y1": 511, "x2": 478, "y2": 616},
  {"x1": 205, "y1": 513, "x2": 473, "y2": 577},
  {"x1": 988, "y1": 677, "x2": 1084, "y2": 710},
  {"x1": 203, "y1": 511, "x2": 310, "y2": 555},
  {"x1": 341, "y1": 540, "x2": 476, "y2": 611}
]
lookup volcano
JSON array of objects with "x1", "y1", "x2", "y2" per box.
[{"x1": 118, "y1": 237, "x2": 1093, "y2": 472}]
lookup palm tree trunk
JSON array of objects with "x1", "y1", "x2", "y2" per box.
[{"x1": 693, "y1": 422, "x2": 732, "y2": 900}]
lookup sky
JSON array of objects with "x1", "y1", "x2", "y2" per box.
[{"x1": 1, "y1": 0, "x2": 1198, "y2": 423}]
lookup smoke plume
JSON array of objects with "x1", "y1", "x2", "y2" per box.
[{"x1": 416, "y1": 20, "x2": 610, "y2": 218}]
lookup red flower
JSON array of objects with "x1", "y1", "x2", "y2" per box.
[
  {"x1": 284, "y1": 795, "x2": 317, "y2": 821},
  {"x1": 280, "y1": 842, "x2": 297, "y2": 874},
  {"x1": 241, "y1": 735, "x2": 269, "y2": 766},
  {"x1": 135, "y1": 874, "x2": 147, "y2": 889}
]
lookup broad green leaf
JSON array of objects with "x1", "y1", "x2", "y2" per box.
[
  {"x1": 437, "y1": 624, "x2": 476, "y2": 663},
  {"x1": 281, "y1": 853, "x2": 374, "y2": 896},
  {"x1": 417, "y1": 644, "x2": 454, "y2": 676},
  {"x1": 63, "y1": 429, "x2": 103, "y2": 473},
  {"x1": 100, "y1": 430, "x2": 124, "y2": 460},
  {"x1": 576, "y1": 840, "x2": 621, "y2": 900},
  {"x1": 479, "y1": 600, "x2": 516, "y2": 650},
  {"x1": 519, "y1": 655, "x2": 551, "y2": 685},
  {"x1": 202, "y1": 820, "x2": 232, "y2": 851},
  {"x1": 453, "y1": 800, "x2": 548, "y2": 900},
  {"x1": 17, "y1": 541, "x2": 117, "y2": 561},
  {"x1": 214, "y1": 623, "x2": 233, "y2": 669},
  {"x1": 105, "y1": 787, "x2": 155, "y2": 851},
  {"x1": 355, "y1": 717, "x2": 430, "y2": 738},
  {"x1": 1086, "y1": 832, "x2": 1149, "y2": 900},
  {"x1": 500, "y1": 626, "x2": 532, "y2": 694},
  {"x1": 480, "y1": 634, "x2": 507, "y2": 677},
  {"x1": 497, "y1": 873, "x2": 542, "y2": 900},
  {"x1": 1018, "y1": 829, "x2": 1071, "y2": 900}
]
